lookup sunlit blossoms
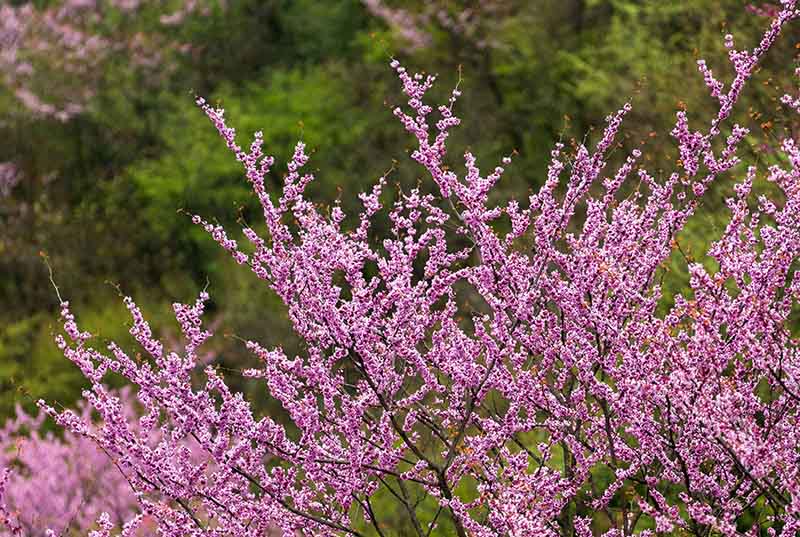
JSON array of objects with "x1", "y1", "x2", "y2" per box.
[{"x1": 4, "y1": 1, "x2": 800, "y2": 535}]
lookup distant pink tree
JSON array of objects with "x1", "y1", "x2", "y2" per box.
[
  {"x1": 0, "y1": 163, "x2": 20, "y2": 199},
  {"x1": 0, "y1": 392, "x2": 141, "y2": 536},
  {"x1": 0, "y1": 0, "x2": 223, "y2": 122},
  {"x1": 0, "y1": 387, "x2": 217, "y2": 537},
  {"x1": 748, "y1": 3, "x2": 782, "y2": 17},
  {"x1": 362, "y1": 0, "x2": 513, "y2": 51},
  {"x1": 5, "y1": 1, "x2": 800, "y2": 535}
]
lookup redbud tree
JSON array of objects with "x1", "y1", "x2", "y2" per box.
[
  {"x1": 4, "y1": 2, "x2": 800, "y2": 536},
  {"x1": 0, "y1": 392, "x2": 142, "y2": 536},
  {"x1": 0, "y1": 0, "x2": 224, "y2": 122}
]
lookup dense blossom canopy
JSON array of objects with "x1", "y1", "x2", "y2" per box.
[
  {"x1": 0, "y1": 393, "x2": 140, "y2": 536},
  {"x1": 4, "y1": 1, "x2": 800, "y2": 536}
]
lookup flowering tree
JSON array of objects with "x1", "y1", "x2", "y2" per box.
[
  {"x1": 362, "y1": 0, "x2": 513, "y2": 51},
  {"x1": 4, "y1": 1, "x2": 800, "y2": 535},
  {"x1": 0, "y1": 0, "x2": 225, "y2": 217},
  {"x1": 0, "y1": 0, "x2": 224, "y2": 123},
  {"x1": 0, "y1": 393, "x2": 141, "y2": 536}
]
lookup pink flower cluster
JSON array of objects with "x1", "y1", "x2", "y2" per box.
[
  {"x1": 7, "y1": 2, "x2": 800, "y2": 535},
  {"x1": 0, "y1": 394, "x2": 140, "y2": 536}
]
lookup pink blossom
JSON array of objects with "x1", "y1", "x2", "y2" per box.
[
  {"x1": 0, "y1": 163, "x2": 20, "y2": 198},
  {"x1": 12, "y1": 1, "x2": 800, "y2": 535}
]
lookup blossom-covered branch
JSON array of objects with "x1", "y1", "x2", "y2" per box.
[{"x1": 9, "y1": 1, "x2": 800, "y2": 535}]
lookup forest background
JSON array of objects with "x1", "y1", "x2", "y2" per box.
[{"x1": 2, "y1": 0, "x2": 798, "y2": 434}]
